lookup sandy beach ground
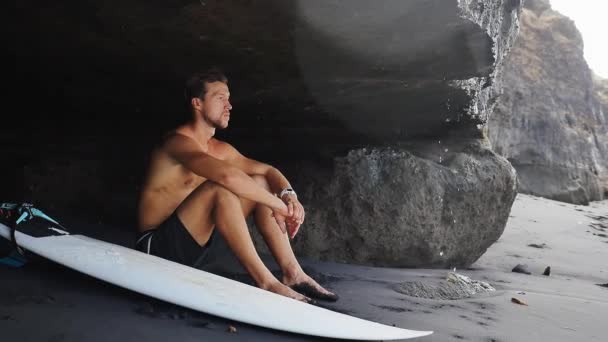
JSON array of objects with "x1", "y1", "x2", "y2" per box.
[{"x1": 1, "y1": 193, "x2": 606, "y2": 341}]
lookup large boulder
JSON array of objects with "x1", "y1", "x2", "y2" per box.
[{"x1": 288, "y1": 140, "x2": 517, "y2": 267}]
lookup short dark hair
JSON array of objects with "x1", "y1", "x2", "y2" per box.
[{"x1": 184, "y1": 67, "x2": 228, "y2": 103}]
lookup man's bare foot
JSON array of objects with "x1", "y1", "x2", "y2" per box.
[
  {"x1": 264, "y1": 281, "x2": 312, "y2": 303},
  {"x1": 283, "y1": 272, "x2": 339, "y2": 302}
]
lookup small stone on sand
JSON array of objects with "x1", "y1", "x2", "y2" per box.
[
  {"x1": 511, "y1": 297, "x2": 528, "y2": 306},
  {"x1": 542, "y1": 266, "x2": 551, "y2": 276},
  {"x1": 512, "y1": 264, "x2": 531, "y2": 275}
]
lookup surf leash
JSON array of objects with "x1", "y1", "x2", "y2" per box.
[
  {"x1": 0, "y1": 203, "x2": 28, "y2": 267},
  {"x1": 1, "y1": 203, "x2": 69, "y2": 268},
  {"x1": 12, "y1": 203, "x2": 35, "y2": 257}
]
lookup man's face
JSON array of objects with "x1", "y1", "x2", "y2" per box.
[{"x1": 200, "y1": 81, "x2": 232, "y2": 129}]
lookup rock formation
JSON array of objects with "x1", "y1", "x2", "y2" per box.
[
  {"x1": 488, "y1": 0, "x2": 608, "y2": 204},
  {"x1": 283, "y1": 141, "x2": 517, "y2": 267},
  {"x1": 592, "y1": 75, "x2": 608, "y2": 192},
  {"x1": 7, "y1": 0, "x2": 523, "y2": 268}
]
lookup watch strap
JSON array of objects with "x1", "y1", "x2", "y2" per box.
[{"x1": 279, "y1": 188, "x2": 297, "y2": 199}]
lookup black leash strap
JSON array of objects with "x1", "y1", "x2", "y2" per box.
[
  {"x1": 10, "y1": 203, "x2": 34, "y2": 257},
  {"x1": 9, "y1": 222, "x2": 25, "y2": 257}
]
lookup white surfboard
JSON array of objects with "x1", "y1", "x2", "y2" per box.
[{"x1": 0, "y1": 204, "x2": 432, "y2": 340}]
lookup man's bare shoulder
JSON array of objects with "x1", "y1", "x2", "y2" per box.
[{"x1": 146, "y1": 132, "x2": 205, "y2": 169}]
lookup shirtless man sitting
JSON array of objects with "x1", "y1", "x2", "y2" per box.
[{"x1": 135, "y1": 68, "x2": 337, "y2": 303}]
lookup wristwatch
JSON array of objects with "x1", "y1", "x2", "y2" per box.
[{"x1": 279, "y1": 188, "x2": 297, "y2": 199}]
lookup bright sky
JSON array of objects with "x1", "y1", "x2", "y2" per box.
[{"x1": 550, "y1": 0, "x2": 608, "y2": 78}]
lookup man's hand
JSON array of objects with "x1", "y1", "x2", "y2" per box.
[
  {"x1": 271, "y1": 205, "x2": 290, "y2": 235},
  {"x1": 282, "y1": 194, "x2": 305, "y2": 239}
]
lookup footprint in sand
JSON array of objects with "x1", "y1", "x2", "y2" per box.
[
  {"x1": 188, "y1": 321, "x2": 211, "y2": 329},
  {"x1": 527, "y1": 243, "x2": 548, "y2": 249},
  {"x1": 15, "y1": 294, "x2": 56, "y2": 305},
  {"x1": 374, "y1": 304, "x2": 413, "y2": 313},
  {"x1": 134, "y1": 300, "x2": 194, "y2": 320}
]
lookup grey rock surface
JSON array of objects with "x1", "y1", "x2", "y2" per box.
[
  {"x1": 592, "y1": 75, "x2": 608, "y2": 192},
  {"x1": 488, "y1": 0, "x2": 608, "y2": 204},
  {"x1": 294, "y1": 0, "x2": 523, "y2": 142},
  {"x1": 251, "y1": 139, "x2": 517, "y2": 268}
]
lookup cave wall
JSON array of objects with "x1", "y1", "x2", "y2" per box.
[{"x1": 5, "y1": 0, "x2": 523, "y2": 267}]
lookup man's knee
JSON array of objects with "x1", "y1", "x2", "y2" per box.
[
  {"x1": 195, "y1": 181, "x2": 238, "y2": 201},
  {"x1": 202, "y1": 176, "x2": 267, "y2": 197}
]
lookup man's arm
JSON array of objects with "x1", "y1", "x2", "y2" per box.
[
  {"x1": 165, "y1": 134, "x2": 287, "y2": 212},
  {"x1": 222, "y1": 146, "x2": 291, "y2": 195},
  {"x1": 221, "y1": 141, "x2": 305, "y2": 238}
]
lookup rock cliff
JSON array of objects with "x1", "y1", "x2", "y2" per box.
[
  {"x1": 592, "y1": 74, "x2": 608, "y2": 192},
  {"x1": 489, "y1": 0, "x2": 608, "y2": 204}
]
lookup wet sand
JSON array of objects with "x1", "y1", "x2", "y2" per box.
[{"x1": 1, "y1": 194, "x2": 606, "y2": 341}]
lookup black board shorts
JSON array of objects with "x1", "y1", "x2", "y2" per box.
[{"x1": 135, "y1": 212, "x2": 216, "y2": 267}]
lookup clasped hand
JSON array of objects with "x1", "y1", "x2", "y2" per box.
[{"x1": 271, "y1": 194, "x2": 305, "y2": 239}]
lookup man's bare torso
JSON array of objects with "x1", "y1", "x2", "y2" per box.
[{"x1": 137, "y1": 134, "x2": 227, "y2": 232}]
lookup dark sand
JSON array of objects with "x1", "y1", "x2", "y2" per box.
[{"x1": 1, "y1": 194, "x2": 606, "y2": 341}]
